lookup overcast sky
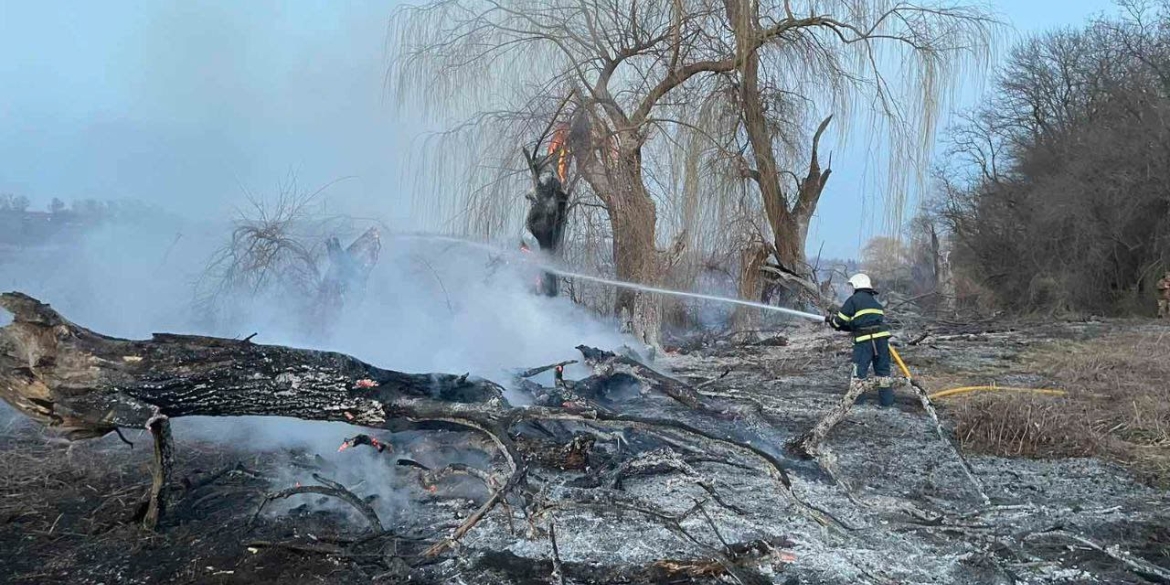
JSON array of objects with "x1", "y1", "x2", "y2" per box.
[{"x1": 0, "y1": 0, "x2": 1116, "y2": 258}]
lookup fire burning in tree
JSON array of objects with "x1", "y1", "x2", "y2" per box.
[{"x1": 548, "y1": 126, "x2": 569, "y2": 183}]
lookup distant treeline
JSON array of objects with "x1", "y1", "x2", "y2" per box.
[{"x1": 0, "y1": 196, "x2": 157, "y2": 248}]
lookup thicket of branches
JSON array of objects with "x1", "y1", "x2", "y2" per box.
[
  {"x1": 195, "y1": 179, "x2": 377, "y2": 336},
  {"x1": 937, "y1": 0, "x2": 1170, "y2": 315}
]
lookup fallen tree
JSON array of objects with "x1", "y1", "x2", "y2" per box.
[{"x1": 0, "y1": 291, "x2": 837, "y2": 553}]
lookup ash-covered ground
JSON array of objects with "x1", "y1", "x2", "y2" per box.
[{"x1": 1, "y1": 320, "x2": 1167, "y2": 584}]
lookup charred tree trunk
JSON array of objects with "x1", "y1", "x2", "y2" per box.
[
  {"x1": 525, "y1": 172, "x2": 570, "y2": 298},
  {"x1": 0, "y1": 292, "x2": 508, "y2": 441}
]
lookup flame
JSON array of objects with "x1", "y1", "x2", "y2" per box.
[
  {"x1": 354, "y1": 379, "x2": 377, "y2": 389},
  {"x1": 548, "y1": 127, "x2": 569, "y2": 183}
]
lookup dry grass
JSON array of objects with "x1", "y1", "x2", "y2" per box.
[{"x1": 948, "y1": 329, "x2": 1170, "y2": 484}]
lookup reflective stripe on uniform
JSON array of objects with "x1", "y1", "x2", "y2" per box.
[
  {"x1": 854, "y1": 331, "x2": 892, "y2": 343},
  {"x1": 836, "y1": 308, "x2": 884, "y2": 322}
]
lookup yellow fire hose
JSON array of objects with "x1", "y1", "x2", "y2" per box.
[
  {"x1": 929, "y1": 386, "x2": 1067, "y2": 399},
  {"x1": 889, "y1": 345, "x2": 914, "y2": 380},
  {"x1": 889, "y1": 345, "x2": 1067, "y2": 400}
]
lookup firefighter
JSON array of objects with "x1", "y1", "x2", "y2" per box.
[
  {"x1": 826, "y1": 273, "x2": 894, "y2": 407},
  {"x1": 1157, "y1": 271, "x2": 1170, "y2": 319}
]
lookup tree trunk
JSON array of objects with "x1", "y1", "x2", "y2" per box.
[
  {"x1": 932, "y1": 227, "x2": 957, "y2": 316},
  {"x1": 610, "y1": 195, "x2": 661, "y2": 347},
  {"x1": 771, "y1": 214, "x2": 811, "y2": 280},
  {"x1": 733, "y1": 244, "x2": 770, "y2": 331},
  {"x1": 724, "y1": 0, "x2": 830, "y2": 296},
  {"x1": 579, "y1": 130, "x2": 664, "y2": 347}
]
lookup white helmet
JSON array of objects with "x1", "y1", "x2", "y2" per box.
[{"x1": 847, "y1": 273, "x2": 872, "y2": 290}]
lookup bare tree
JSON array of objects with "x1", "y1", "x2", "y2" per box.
[{"x1": 196, "y1": 180, "x2": 381, "y2": 337}]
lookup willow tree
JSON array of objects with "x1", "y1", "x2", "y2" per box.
[{"x1": 389, "y1": 0, "x2": 995, "y2": 342}]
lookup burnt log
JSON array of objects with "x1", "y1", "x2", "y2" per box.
[
  {"x1": 575, "y1": 345, "x2": 707, "y2": 410},
  {"x1": 0, "y1": 292, "x2": 509, "y2": 442}
]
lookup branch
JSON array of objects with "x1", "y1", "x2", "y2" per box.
[
  {"x1": 794, "y1": 114, "x2": 834, "y2": 217},
  {"x1": 514, "y1": 360, "x2": 578, "y2": 379},
  {"x1": 423, "y1": 465, "x2": 528, "y2": 556},
  {"x1": 632, "y1": 14, "x2": 833, "y2": 125},
  {"x1": 253, "y1": 474, "x2": 382, "y2": 532}
]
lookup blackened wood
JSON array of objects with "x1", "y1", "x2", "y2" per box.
[
  {"x1": 142, "y1": 416, "x2": 174, "y2": 530},
  {"x1": 0, "y1": 292, "x2": 505, "y2": 439}
]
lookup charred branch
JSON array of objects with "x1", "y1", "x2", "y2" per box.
[
  {"x1": 1024, "y1": 530, "x2": 1170, "y2": 584},
  {"x1": 423, "y1": 464, "x2": 528, "y2": 557},
  {"x1": 789, "y1": 378, "x2": 871, "y2": 459},
  {"x1": 574, "y1": 345, "x2": 708, "y2": 410},
  {"x1": 253, "y1": 473, "x2": 382, "y2": 532},
  {"x1": 142, "y1": 415, "x2": 174, "y2": 531},
  {"x1": 907, "y1": 379, "x2": 990, "y2": 505},
  {"x1": 513, "y1": 360, "x2": 577, "y2": 379},
  {"x1": 548, "y1": 522, "x2": 566, "y2": 585},
  {"x1": 338, "y1": 434, "x2": 390, "y2": 454}
]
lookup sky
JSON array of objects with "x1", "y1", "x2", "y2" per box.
[{"x1": 0, "y1": 0, "x2": 1118, "y2": 258}]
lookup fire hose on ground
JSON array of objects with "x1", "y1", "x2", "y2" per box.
[{"x1": 892, "y1": 345, "x2": 1067, "y2": 399}]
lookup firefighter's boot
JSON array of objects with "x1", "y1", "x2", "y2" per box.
[{"x1": 876, "y1": 377, "x2": 895, "y2": 407}]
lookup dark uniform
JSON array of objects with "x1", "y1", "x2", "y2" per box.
[{"x1": 828, "y1": 288, "x2": 893, "y2": 405}]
